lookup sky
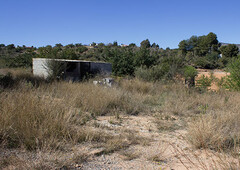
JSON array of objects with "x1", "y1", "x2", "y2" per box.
[{"x1": 0, "y1": 0, "x2": 240, "y2": 49}]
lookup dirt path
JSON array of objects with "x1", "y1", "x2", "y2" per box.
[{"x1": 81, "y1": 115, "x2": 207, "y2": 170}]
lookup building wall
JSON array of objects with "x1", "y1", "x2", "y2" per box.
[
  {"x1": 32, "y1": 58, "x2": 49, "y2": 78},
  {"x1": 33, "y1": 58, "x2": 112, "y2": 80}
]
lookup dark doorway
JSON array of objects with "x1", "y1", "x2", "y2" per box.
[
  {"x1": 80, "y1": 62, "x2": 90, "y2": 79},
  {"x1": 65, "y1": 62, "x2": 80, "y2": 81}
]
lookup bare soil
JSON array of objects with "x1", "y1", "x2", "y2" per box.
[
  {"x1": 79, "y1": 115, "x2": 234, "y2": 170},
  {"x1": 196, "y1": 69, "x2": 229, "y2": 91}
]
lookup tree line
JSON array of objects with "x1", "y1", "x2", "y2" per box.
[{"x1": 0, "y1": 32, "x2": 239, "y2": 80}]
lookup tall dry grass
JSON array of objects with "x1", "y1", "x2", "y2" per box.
[
  {"x1": 0, "y1": 77, "x2": 153, "y2": 151},
  {"x1": 0, "y1": 88, "x2": 83, "y2": 150},
  {"x1": 1, "y1": 70, "x2": 240, "y2": 169}
]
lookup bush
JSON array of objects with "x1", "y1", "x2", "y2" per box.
[
  {"x1": 183, "y1": 66, "x2": 198, "y2": 87},
  {"x1": 0, "y1": 73, "x2": 14, "y2": 88},
  {"x1": 0, "y1": 90, "x2": 82, "y2": 150},
  {"x1": 7, "y1": 53, "x2": 35, "y2": 68},
  {"x1": 0, "y1": 72, "x2": 46, "y2": 89},
  {"x1": 188, "y1": 111, "x2": 240, "y2": 151},
  {"x1": 44, "y1": 59, "x2": 67, "y2": 81},
  {"x1": 135, "y1": 64, "x2": 171, "y2": 82},
  {"x1": 224, "y1": 58, "x2": 240, "y2": 91},
  {"x1": 196, "y1": 74, "x2": 213, "y2": 90}
]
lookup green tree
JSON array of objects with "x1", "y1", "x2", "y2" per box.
[
  {"x1": 183, "y1": 66, "x2": 198, "y2": 87},
  {"x1": 55, "y1": 43, "x2": 63, "y2": 48},
  {"x1": 178, "y1": 40, "x2": 188, "y2": 55},
  {"x1": 224, "y1": 58, "x2": 240, "y2": 91},
  {"x1": 113, "y1": 41, "x2": 118, "y2": 47},
  {"x1": 77, "y1": 46, "x2": 88, "y2": 53},
  {"x1": 151, "y1": 43, "x2": 159, "y2": 48},
  {"x1": 111, "y1": 48, "x2": 135, "y2": 76},
  {"x1": 134, "y1": 48, "x2": 155, "y2": 67},
  {"x1": 128, "y1": 43, "x2": 136, "y2": 48},
  {"x1": 220, "y1": 44, "x2": 239, "y2": 58},
  {"x1": 140, "y1": 39, "x2": 151, "y2": 48}
]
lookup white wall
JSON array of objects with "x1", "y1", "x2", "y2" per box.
[{"x1": 32, "y1": 58, "x2": 49, "y2": 78}]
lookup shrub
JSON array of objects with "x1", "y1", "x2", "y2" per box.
[
  {"x1": 196, "y1": 74, "x2": 213, "y2": 90},
  {"x1": 43, "y1": 59, "x2": 67, "y2": 81},
  {"x1": 120, "y1": 78, "x2": 154, "y2": 94},
  {"x1": 0, "y1": 73, "x2": 14, "y2": 88},
  {"x1": 135, "y1": 64, "x2": 170, "y2": 82},
  {"x1": 0, "y1": 90, "x2": 82, "y2": 150},
  {"x1": 188, "y1": 111, "x2": 240, "y2": 151},
  {"x1": 183, "y1": 66, "x2": 198, "y2": 87},
  {"x1": 224, "y1": 58, "x2": 240, "y2": 91}
]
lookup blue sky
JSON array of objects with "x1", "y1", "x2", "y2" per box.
[{"x1": 0, "y1": 0, "x2": 239, "y2": 48}]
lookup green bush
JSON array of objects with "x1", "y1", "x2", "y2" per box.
[
  {"x1": 183, "y1": 66, "x2": 198, "y2": 87},
  {"x1": 135, "y1": 64, "x2": 170, "y2": 82},
  {"x1": 224, "y1": 58, "x2": 240, "y2": 91},
  {"x1": 196, "y1": 75, "x2": 212, "y2": 90}
]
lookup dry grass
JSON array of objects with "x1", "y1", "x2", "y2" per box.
[
  {"x1": 172, "y1": 143, "x2": 240, "y2": 170},
  {"x1": 120, "y1": 78, "x2": 155, "y2": 94},
  {"x1": 0, "y1": 75, "x2": 152, "y2": 152},
  {"x1": 120, "y1": 150, "x2": 140, "y2": 161},
  {"x1": 2, "y1": 69, "x2": 240, "y2": 168},
  {"x1": 188, "y1": 110, "x2": 240, "y2": 151},
  {"x1": 0, "y1": 88, "x2": 105, "y2": 150},
  {"x1": 186, "y1": 91, "x2": 240, "y2": 152}
]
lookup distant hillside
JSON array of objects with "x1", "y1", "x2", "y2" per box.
[{"x1": 220, "y1": 42, "x2": 240, "y2": 50}]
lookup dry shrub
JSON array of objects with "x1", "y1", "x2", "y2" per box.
[
  {"x1": 172, "y1": 142, "x2": 240, "y2": 170},
  {"x1": 0, "y1": 79, "x2": 146, "y2": 151},
  {"x1": 188, "y1": 111, "x2": 240, "y2": 151},
  {"x1": 0, "y1": 89, "x2": 85, "y2": 150},
  {"x1": 120, "y1": 78, "x2": 155, "y2": 94},
  {"x1": 120, "y1": 150, "x2": 139, "y2": 161},
  {"x1": 45, "y1": 82, "x2": 143, "y2": 116},
  {"x1": 0, "y1": 155, "x2": 31, "y2": 169},
  {"x1": 186, "y1": 90, "x2": 240, "y2": 152}
]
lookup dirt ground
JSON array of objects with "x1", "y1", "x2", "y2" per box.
[
  {"x1": 77, "y1": 115, "x2": 235, "y2": 170},
  {"x1": 196, "y1": 69, "x2": 229, "y2": 91}
]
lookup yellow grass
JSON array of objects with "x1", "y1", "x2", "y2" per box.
[{"x1": 1, "y1": 70, "x2": 240, "y2": 168}]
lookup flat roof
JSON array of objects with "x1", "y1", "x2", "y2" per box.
[{"x1": 33, "y1": 58, "x2": 110, "y2": 64}]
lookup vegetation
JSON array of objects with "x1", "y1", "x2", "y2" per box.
[
  {"x1": 1, "y1": 32, "x2": 238, "y2": 80},
  {"x1": 0, "y1": 32, "x2": 240, "y2": 168},
  {"x1": 0, "y1": 69, "x2": 240, "y2": 168},
  {"x1": 183, "y1": 66, "x2": 198, "y2": 87},
  {"x1": 224, "y1": 58, "x2": 240, "y2": 91}
]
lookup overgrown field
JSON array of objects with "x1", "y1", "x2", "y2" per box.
[{"x1": 1, "y1": 70, "x2": 240, "y2": 169}]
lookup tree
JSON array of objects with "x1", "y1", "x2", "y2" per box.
[
  {"x1": 134, "y1": 48, "x2": 156, "y2": 68},
  {"x1": 178, "y1": 40, "x2": 188, "y2": 55},
  {"x1": 97, "y1": 43, "x2": 105, "y2": 48},
  {"x1": 128, "y1": 43, "x2": 136, "y2": 48},
  {"x1": 183, "y1": 66, "x2": 198, "y2": 87},
  {"x1": 75, "y1": 43, "x2": 82, "y2": 47},
  {"x1": 111, "y1": 48, "x2": 135, "y2": 76},
  {"x1": 220, "y1": 44, "x2": 239, "y2": 58},
  {"x1": 151, "y1": 43, "x2": 159, "y2": 48},
  {"x1": 224, "y1": 58, "x2": 240, "y2": 91},
  {"x1": 7, "y1": 44, "x2": 15, "y2": 50},
  {"x1": 77, "y1": 46, "x2": 88, "y2": 53},
  {"x1": 113, "y1": 41, "x2": 118, "y2": 47},
  {"x1": 91, "y1": 42, "x2": 96, "y2": 47},
  {"x1": 140, "y1": 39, "x2": 151, "y2": 48},
  {"x1": 55, "y1": 43, "x2": 63, "y2": 48},
  {"x1": 66, "y1": 44, "x2": 74, "y2": 48}
]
